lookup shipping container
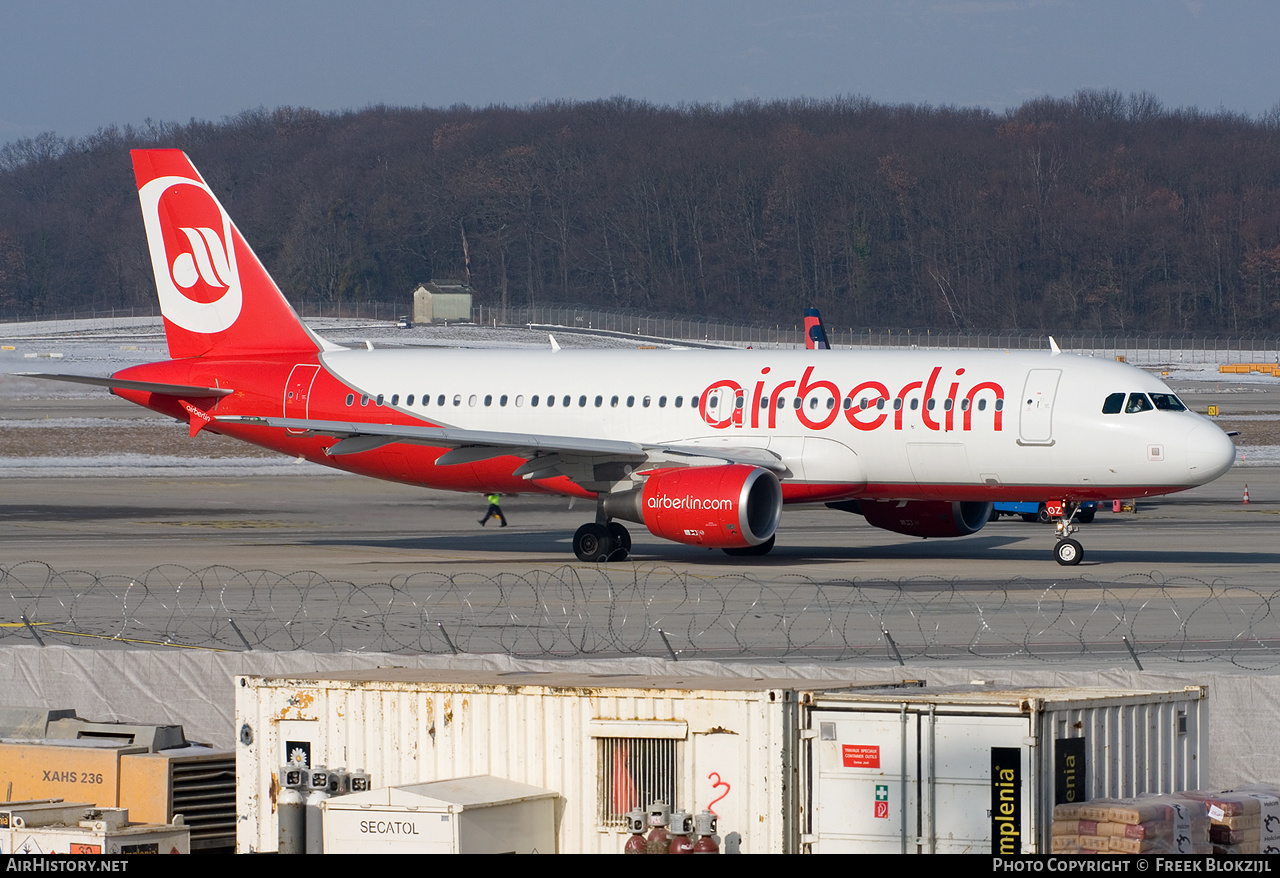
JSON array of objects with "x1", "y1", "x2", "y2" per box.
[
  {"x1": 802, "y1": 686, "x2": 1206, "y2": 853},
  {"x1": 235, "y1": 671, "x2": 1205, "y2": 854}
]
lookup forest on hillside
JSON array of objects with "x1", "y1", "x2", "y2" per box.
[{"x1": 3, "y1": 91, "x2": 1280, "y2": 333}]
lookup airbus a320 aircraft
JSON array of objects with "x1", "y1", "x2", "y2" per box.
[{"x1": 29, "y1": 150, "x2": 1236, "y2": 565}]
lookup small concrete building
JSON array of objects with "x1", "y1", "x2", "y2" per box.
[{"x1": 412, "y1": 280, "x2": 473, "y2": 324}]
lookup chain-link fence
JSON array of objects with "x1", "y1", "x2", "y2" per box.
[
  {"x1": 6, "y1": 561, "x2": 1280, "y2": 669},
  {"x1": 475, "y1": 303, "x2": 1280, "y2": 362}
]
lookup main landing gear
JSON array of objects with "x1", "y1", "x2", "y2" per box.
[
  {"x1": 1053, "y1": 503, "x2": 1085, "y2": 566},
  {"x1": 573, "y1": 519, "x2": 631, "y2": 562}
]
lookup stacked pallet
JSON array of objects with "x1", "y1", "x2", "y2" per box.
[
  {"x1": 1182, "y1": 788, "x2": 1280, "y2": 855},
  {"x1": 1051, "y1": 795, "x2": 1210, "y2": 854}
]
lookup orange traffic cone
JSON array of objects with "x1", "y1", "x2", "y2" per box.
[{"x1": 1244, "y1": 485, "x2": 1250, "y2": 504}]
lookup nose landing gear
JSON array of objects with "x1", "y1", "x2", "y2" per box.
[{"x1": 1053, "y1": 503, "x2": 1085, "y2": 566}]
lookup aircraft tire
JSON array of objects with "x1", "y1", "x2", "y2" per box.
[
  {"x1": 722, "y1": 534, "x2": 776, "y2": 557},
  {"x1": 1054, "y1": 538, "x2": 1083, "y2": 566},
  {"x1": 574, "y1": 523, "x2": 614, "y2": 562},
  {"x1": 606, "y1": 522, "x2": 631, "y2": 561}
]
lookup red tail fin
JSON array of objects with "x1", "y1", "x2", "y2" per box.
[{"x1": 132, "y1": 149, "x2": 324, "y2": 359}]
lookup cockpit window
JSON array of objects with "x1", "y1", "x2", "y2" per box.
[
  {"x1": 1102, "y1": 392, "x2": 1125, "y2": 414},
  {"x1": 1149, "y1": 393, "x2": 1187, "y2": 412},
  {"x1": 1125, "y1": 393, "x2": 1153, "y2": 413}
]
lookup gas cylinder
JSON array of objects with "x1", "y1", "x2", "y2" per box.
[
  {"x1": 305, "y1": 766, "x2": 331, "y2": 854},
  {"x1": 645, "y1": 801, "x2": 672, "y2": 854},
  {"x1": 693, "y1": 810, "x2": 720, "y2": 854},
  {"x1": 277, "y1": 762, "x2": 307, "y2": 854},
  {"x1": 624, "y1": 808, "x2": 648, "y2": 853},
  {"x1": 668, "y1": 810, "x2": 695, "y2": 854}
]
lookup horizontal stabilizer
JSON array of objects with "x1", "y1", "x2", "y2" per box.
[{"x1": 15, "y1": 373, "x2": 233, "y2": 397}]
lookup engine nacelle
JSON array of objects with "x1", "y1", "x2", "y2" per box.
[
  {"x1": 857, "y1": 499, "x2": 993, "y2": 538},
  {"x1": 603, "y1": 464, "x2": 782, "y2": 549}
]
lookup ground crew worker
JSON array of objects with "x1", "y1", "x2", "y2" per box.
[{"x1": 479, "y1": 493, "x2": 507, "y2": 527}]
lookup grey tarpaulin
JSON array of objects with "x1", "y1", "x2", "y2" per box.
[{"x1": 3, "y1": 645, "x2": 1279, "y2": 787}]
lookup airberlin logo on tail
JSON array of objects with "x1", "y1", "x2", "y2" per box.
[
  {"x1": 172, "y1": 226, "x2": 233, "y2": 290},
  {"x1": 138, "y1": 175, "x2": 242, "y2": 334}
]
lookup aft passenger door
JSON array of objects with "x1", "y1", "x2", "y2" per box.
[{"x1": 284, "y1": 364, "x2": 321, "y2": 435}]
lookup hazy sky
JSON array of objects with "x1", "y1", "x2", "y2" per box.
[{"x1": 3, "y1": 0, "x2": 1278, "y2": 145}]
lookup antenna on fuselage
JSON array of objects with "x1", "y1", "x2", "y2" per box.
[
  {"x1": 1049, "y1": 336, "x2": 1061, "y2": 356},
  {"x1": 549, "y1": 334, "x2": 561, "y2": 352}
]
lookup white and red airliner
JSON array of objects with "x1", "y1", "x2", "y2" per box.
[{"x1": 30, "y1": 150, "x2": 1237, "y2": 565}]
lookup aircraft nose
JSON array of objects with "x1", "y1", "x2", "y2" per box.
[{"x1": 1186, "y1": 420, "x2": 1236, "y2": 482}]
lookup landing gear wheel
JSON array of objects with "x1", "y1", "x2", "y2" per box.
[
  {"x1": 606, "y1": 522, "x2": 631, "y2": 561},
  {"x1": 573, "y1": 523, "x2": 614, "y2": 562},
  {"x1": 1054, "y1": 538, "x2": 1084, "y2": 566},
  {"x1": 722, "y1": 534, "x2": 776, "y2": 557}
]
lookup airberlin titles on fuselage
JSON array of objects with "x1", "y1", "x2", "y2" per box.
[{"x1": 698, "y1": 364, "x2": 1005, "y2": 433}]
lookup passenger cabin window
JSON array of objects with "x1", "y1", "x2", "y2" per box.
[{"x1": 1102, "y1": 392, "x2": 1125, "y2": 414}]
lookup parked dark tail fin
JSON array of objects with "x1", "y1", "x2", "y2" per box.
[{"x1": 803, "y1": 308, "x2": 830, "y2": 350}]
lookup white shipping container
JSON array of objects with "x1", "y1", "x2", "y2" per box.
[
  {"x1": 802, "y1": 686, "x2": 1207, "y2": 854},
  {"x1": 234, "y1": 671, "x2": 1205, "y2": 855},
  {"x1": 236, "y1": 669, "x2": 800, "y2": 854}
]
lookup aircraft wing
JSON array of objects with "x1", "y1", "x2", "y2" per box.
[{"x1": 217, "y1": 415, "x2": 787, "y2": 486}]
